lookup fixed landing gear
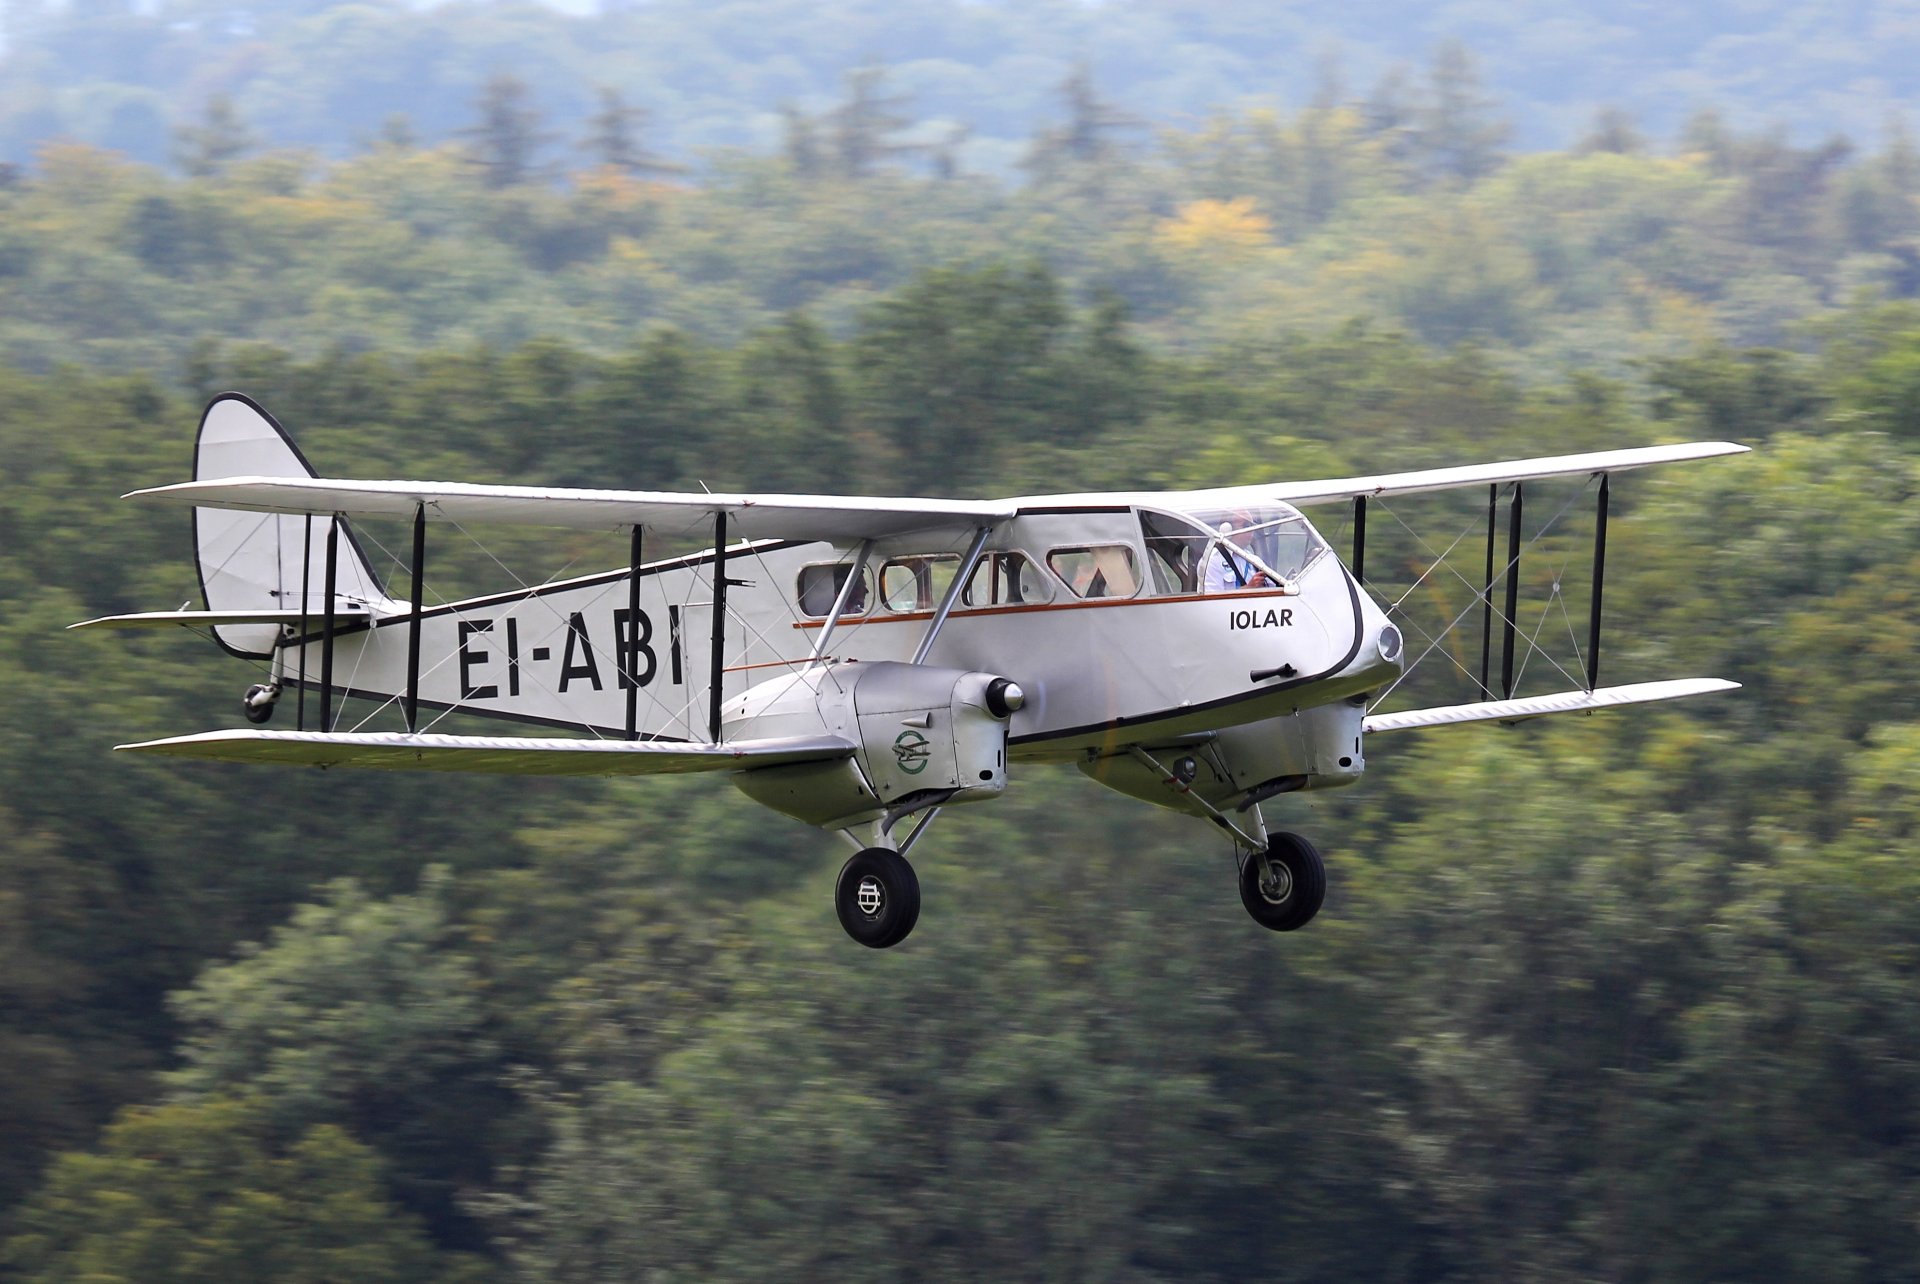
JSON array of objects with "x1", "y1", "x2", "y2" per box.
[
  {"x1": 241, "y1": 683, "x2": 280, "y2": 725},
  {"x1": 1238, "y1": 832, "x2": 1326, "y2": 932},
  {"x1": 835, "y1": 848, "x2": 921, "y2": 948}
]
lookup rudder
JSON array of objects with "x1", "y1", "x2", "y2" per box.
[{"x1": 194, "y1": 394, "x2": 391, "y2": 658}]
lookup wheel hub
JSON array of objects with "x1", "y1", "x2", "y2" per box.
[
  {"x1": 1259, "y1": 863, "x2": 1294, "y2": 905},
  {"x1": 855, "y1": 875, "x2": 885, "y2": 917}
]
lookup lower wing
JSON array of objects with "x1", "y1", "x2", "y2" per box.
[
  {"x1": 115, "y1": 729, "x2": 855, "y2": 776},
  {"x1": 1362, "y1": 678, "x2": 1739, "y2": 735}
]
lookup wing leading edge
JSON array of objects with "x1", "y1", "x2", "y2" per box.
[
  {"x1": 124, "y1": 442, "x2": 1743, "y2": 541},
  {"x1": 1361, "y1": 678, "x2": 1740, "y2": 735},
  {"x1": 70, "y1": 608, "x2": 373, "y2": 631},
  {"x1": 127, "y1": 476, "x2": 1016, "y2": 541},
  {"x1": 1017, "y1": 441, "x2": 1750, "y2": 513},
  {"x1": 116, "y1": 729, "x2": 857, "y2": 776}
]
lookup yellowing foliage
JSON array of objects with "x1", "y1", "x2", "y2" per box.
[{"x1": 1155, "y1": 196, "x2": 1275, "y2": 255}]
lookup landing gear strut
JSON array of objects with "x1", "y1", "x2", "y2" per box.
[
  {"x1": 1238, "y1": 832, "x2": 1326, "y2": 932},
  {"x1": 835, "y1": 848, "x2": 921, "y2": 948}
]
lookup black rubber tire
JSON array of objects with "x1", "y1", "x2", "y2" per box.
[
  {"x1": 242, "y1": 686, "x2": 276, "y2": 725},
  {"x1": 1238, "y1": 832, "x2": 1326, "y2": 931},
  {"x1": 835, "y1": 848, "x2": 921, "y2": 948}
]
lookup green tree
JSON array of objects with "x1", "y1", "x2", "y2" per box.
[
  {"x1": 852, "y1": 261, "x2": 1069, "y2": 494},
  {"x1": 824, "y1": 65, "x2": 921, "y2": 180},
  {"x1": 733, "y1": 313, "x2": 852, "y2": 491},
  {"x1": 461, "y1": 73, "x2": 550, "y2": 190},
  {"x1": 1417, "y1": 40, "x2": 1510, "y2": 184},
  {"x1": 1, "y1": 1097, "x2": 484, "y2": 1283},
  {"x1": 164, "y1": 872, "x2": 516, "y2": 1251},
  {"x1": 581, "y1": 88, "x2": 683, "y2": 179},
  {"x1": 1576, "y1": 105, "x2": 1644, "y2": 155},
  {"x1": 1022, "y1": 64, "x2": 1139, "y2": 187},
  {"x1": 172, "y1": 93, "x2": 254, "y2": 178}
]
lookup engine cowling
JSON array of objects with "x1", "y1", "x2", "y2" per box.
[{"x1": 724, "y1": 661, "x2": 1022, "y2": 829}]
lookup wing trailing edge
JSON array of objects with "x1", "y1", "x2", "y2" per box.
[
  {"x1": 1362, "y1": 678, "x2": 1740, "y2": 735},
  {"x1": 69, "y1": 608, "x2": 373, "y2": 631},
  {"x1": 115, "y1": 729, "x2": 857, "y2": 776}
]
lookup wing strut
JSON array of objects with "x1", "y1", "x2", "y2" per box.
[
  {"x1": 320, "y1": 519, "x2": 339, "y2": 732},
  {"x1": 812, "y1": 539, "x2": 874, "y2": 662},
  {"x1": 709, "y1": 512, "x2": 728, "y2": 742},
  {"x1": 1352, "y1": 496, "x2": 1367, "y2": 583},
  {"x1": 297, "y1": 516, "x2": 312, "y2": 731},
  {"x1": 1500, "y1": 482, "x2": 1523, "y2": 698},
  {"x1": 1587, "y1": 474, "x2": 1609, "y2": 691},
  {"x1": 912, "y1": 526, "x2": 992, "y2": 665},
  {"x1": 405, "y1": 503, "x2": 425, "y2": 732},
  {"x1": 626, "y1": 524, "x2": 644, "y2": 740},
  {"x1": 1497, "y1": 483, "x2": 1528, "y2": 702},
  {"x1": 1478, "y1": 485, "x2": 1496, "y2": 697}
]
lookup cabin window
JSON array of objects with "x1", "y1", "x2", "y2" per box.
[
  {"x1": 1140, "y1": 511, "x2": 1212, "y2": 595},
  {"x1": 1047, "y1": 545, "x2": 1141, "y2": 600},
  {"x1": 796, "y1": 563, "x2": 872, "y2": 618},
  {"x1": 879, "y1": 555, "x2": 961, "y2": 612},
  {"x1": 963, "y1": 552, "x2": 1057, "y2": 607}
]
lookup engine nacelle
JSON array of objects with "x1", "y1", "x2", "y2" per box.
[
  {"x1": 724, "y1": 661, "x2": 1020, "y2": 830},
  {"x1": 1077, "y1": 700, "x2": 1367, "y2": 815}
]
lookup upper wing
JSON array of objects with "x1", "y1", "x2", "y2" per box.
[
  {"x1": 127, "y1": 476, "x2": 1016, "y2": 541},
  {"x1": 1243, "y1": 441, "x2": 1748, "y2": 507},
  {"x1": 126, "y1": 441, "x2": 1744, "y2": 541},
  {"x1": 1021, "y1": 441, "x2": 1750, "y2": 513},
  {"x1": 70, "y1": 608, "x2": 373, "y2": 631},
  {"x1": 115, "y1": 729, "x2": 856, "y2": 776},
  {"x1": 1362, "y1": 678, "x2": 1740, "y2": 735}
]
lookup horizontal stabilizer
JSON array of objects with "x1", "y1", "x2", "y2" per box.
[
  {"x1": 1362, "y1": 678, "x2": 1740, "y2": 735},
  {"x1": 69, "y1": 608, "x2": 372, "y2": 631},
  {"x1": 115, "y1": 729, "x2": 856, "y2": 776}
]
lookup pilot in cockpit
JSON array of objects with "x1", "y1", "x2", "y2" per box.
[{"x1": 1201, "y1": 517, "x2": 1272, "y2": 592}]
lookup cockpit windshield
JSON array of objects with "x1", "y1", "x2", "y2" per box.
[{"x1": 1140, "y1": 503, "x2": 1328, "y2": 594}]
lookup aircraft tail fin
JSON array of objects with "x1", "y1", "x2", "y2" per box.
[{"x1": 193, "y1": 394, "x2": 393, "y2": 658}]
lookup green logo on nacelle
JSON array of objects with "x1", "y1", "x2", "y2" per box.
[{"x1": 893, "y1": 729, "x2": 931, "y2": 775}]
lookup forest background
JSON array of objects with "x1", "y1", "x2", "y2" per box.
[{"x1": 2, "y1": 1, "x2": 1920, "y2": 1280}]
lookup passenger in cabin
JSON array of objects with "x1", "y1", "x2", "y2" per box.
[{"x1": 1201, "y1": 519, "x2": 1271, "y2": 592}]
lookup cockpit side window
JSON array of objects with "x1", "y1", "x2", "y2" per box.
[
  {"x1": 1140, "y1": 510, "x2": 1210, "y2": 595},
  {"x1": 1182, "y1": 504, "x2": 1328, "y2": 587},
  {"x1": 797, "y1": 563, "x2": 871, "y2": 618},
  {"x1": 1048, "y1": 545, "x2": 1141, "y2": 600}
]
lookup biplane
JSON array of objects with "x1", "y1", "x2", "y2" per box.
[{"x1": 78, "y1": 394, "x2": 1746, "y2": 946}]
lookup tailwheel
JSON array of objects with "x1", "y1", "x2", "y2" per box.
[
  {"x1": 1238, "y1": 832, "x2": 1326, "y2": 932},
  {"x1": 835, "y1": 848, "x2": 921, "y2": 948}
]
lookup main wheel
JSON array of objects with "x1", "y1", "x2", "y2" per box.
[
  {"x1": 835, "y1": 848, "x2": 921, "y2": 948},
  {"x1": 1238, "y1": 832, "x2": 1326, "y2": 931},
  {"x1": 241, "y1": 684, "x2": 278, "y2": 725}
]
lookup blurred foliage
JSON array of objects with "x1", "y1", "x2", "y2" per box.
[
  {"x1": 1, "y1": 32, "x2": 1919, "y2": 1273},
  {"x1": 5, "y1": 0, "x2": 1920, "y2": 171},
  {"x1": 1, "y1": 62, "x2": 1919, "y2": 377},
  {"x1": 0, "y1": 272, "x2": 1916, "y2": 1276}
]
